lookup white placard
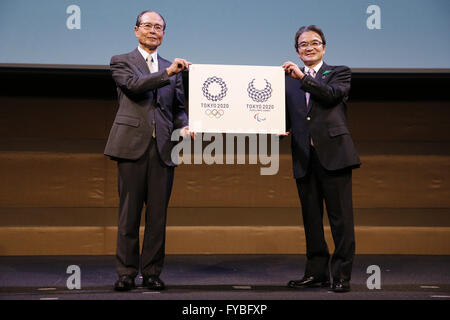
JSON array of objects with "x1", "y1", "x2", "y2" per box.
[{"x1": 188, "y1": 64, "x2": 285, "y2": 134}]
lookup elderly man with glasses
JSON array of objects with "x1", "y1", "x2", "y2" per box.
[{"x1": 105, "y1": 10, "x2": 192, "y2": 291}]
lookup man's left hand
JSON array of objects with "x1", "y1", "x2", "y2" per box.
[
  {"x1": 180, "y1": 126, "x2": 196, "y2": 139},
  {"x1": 167, "y1": 58, "x2": 191, "y2": 76}
]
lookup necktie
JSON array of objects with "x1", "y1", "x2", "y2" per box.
[
  {"x1": 146, "y1": 56, "x2": 156, "y2": 138},
  {"x1": 305, "y1": 69, "x2": 316, "y2": 146},
  {"x1": 305, "y1": 69, "x2": 315, "y2": 108},
  {"x1": 146, "y1": 56, "x2": 154, "y2": 73}
]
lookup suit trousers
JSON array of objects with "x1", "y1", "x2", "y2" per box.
[
  {"x1": 296, "y1": 146, "x2": 355, "y2": 281},
  {"x1": 115, "y1": 137, "x2": 174, "y2": 278}
]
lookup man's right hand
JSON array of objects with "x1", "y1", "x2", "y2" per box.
[
  {"x1": 282, "y1": 61, "x2": 304, "y2": 80},
  {"x1": 166, "y1": 58, "x2": 191, "y2": 76}
]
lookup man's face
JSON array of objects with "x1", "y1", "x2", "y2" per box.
[
  {"x1": 297, "y1": 31, "x2": 325, "y2": 67},
  {"x1": 134, "y1": 12, "x2": 165, "y2": 51}
]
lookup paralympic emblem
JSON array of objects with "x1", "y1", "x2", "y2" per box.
[
  {"x1": 205, "y1": 109, "x2": 225, "y2": 118},
  {"x1": 202, "y1": 76, "x2": 228, "y2": 101},
  {"x1": 247, "y1": 79, "x2": 272, "y2": 103},
  {"x1": 254, "y1": 113, "x2": 266, "y2": 122}
]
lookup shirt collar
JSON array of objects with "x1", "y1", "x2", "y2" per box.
[
  {"x1": 304, "y1": 60, "x2": 323, "y2": 75},
  {"x1": 137, "y1": 46, "x2": 158, "y2": 65}
]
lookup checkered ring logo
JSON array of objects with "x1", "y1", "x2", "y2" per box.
[
  {"x1": 202, "y1": 76, "x2": 228, "y2": 101},
  {"x1": 247, "y1": 79, "x2": 272, "y2": 103}
]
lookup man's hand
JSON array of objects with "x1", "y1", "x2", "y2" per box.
[
  {"x1": 166, "y1": 58, "x2": 191, "y2": 76},
  {"x1": 180, "y1": 126, "x2": 196, "y2": 139},
  {"x1": 277, "y1": 131, "x2": 290, "y2": 137},
  {"x1": 282, "y1": 61, "x2": 304, "y2": 80}
]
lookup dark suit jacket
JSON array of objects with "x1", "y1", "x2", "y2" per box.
[
  {"x1": 104, "y1": 48, "x2": 188, "y2": 166},
  {"x1": 285, "y1": 62, "x2": 360, "y2": 179}
]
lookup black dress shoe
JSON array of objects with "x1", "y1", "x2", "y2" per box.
[
  {"x1": 114, "y1": 275, "x2": 135, "y2": 291},
  {"x1": 143, "y1": 276, "x2": 165, "y2": 290},
  {"x1": 332, "y1": 279, "x2": 350, "y2": 293},
  {"x1": 288, "y1": 276, "x2": 330, "y2": 288}
]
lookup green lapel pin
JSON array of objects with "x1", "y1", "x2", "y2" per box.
[{"x1": 322, "y1": 70, "x2": 332, "y2": 79}]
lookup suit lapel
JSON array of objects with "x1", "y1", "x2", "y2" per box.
[
  {"x1": 316, "y1": 62, "x2": 332, "y2": 84},
  {"x1": 156, "y1": 55, "x2": 171, "y2": 106},
  {"x1": 306, "y1": 62, "x2": 332, "y2": 115},
  {"x1": 157, "y1": 55, "x2": 170, "y2": 73},
  {"x1": 131, "y1": 48, "x2": 151, "y2": 75}
]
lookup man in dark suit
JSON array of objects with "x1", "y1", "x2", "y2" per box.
[
  {"x1": 104, "y1": 10, "x2": 191, "y2": 291},
  {"x1": 282, "y1": 25, "x2": 360, "y2": 292}
]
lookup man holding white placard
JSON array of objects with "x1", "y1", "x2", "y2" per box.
[{"x1": 283, "y1": 25, "x2": 360, "y2": 293}]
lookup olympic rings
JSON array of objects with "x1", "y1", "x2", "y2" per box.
[{"x1": 205, "y1": 109, "x2": 225, "y2": 118}]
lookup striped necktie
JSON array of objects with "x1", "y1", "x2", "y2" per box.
[
  {"x1": 305, "y1": 69, "x2": 316, "y2": 107},
  {"x1": 305, "y1": 69, "x2": 316, "y2": 146}
]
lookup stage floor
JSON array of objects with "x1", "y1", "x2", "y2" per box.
[{"x1": 0, "y1": 254, "x2": 449, "y2": 300}]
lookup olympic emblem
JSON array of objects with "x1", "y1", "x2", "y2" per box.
[
  {"x1": 202, "y1": 76, "x2": 228, "y2": 101},
  {"x1": 205, "y1": 109, "x2": 224, "y2": 118},
  {"x1": 247, "y1": 78, "x2": 272, "y2": 103}
]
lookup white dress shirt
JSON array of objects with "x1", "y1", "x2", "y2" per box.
[
  {"x1": 304, "y1": 60, "x2": 323, "y2": 77},
  {"x1": 137, "y1": 46, "x2": 159, "y2": 73}
]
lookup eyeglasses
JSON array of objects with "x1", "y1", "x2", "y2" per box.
[
  {"x1": 298, "y1": 40, "x2": 323, "y2": 49},
  {"x1": 139, "y1": 23, "x2": 164, "y2": 32}
]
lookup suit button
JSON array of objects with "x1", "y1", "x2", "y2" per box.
[{"x1": 306, "y1": 117, "x2": 311, "y2": 121}]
